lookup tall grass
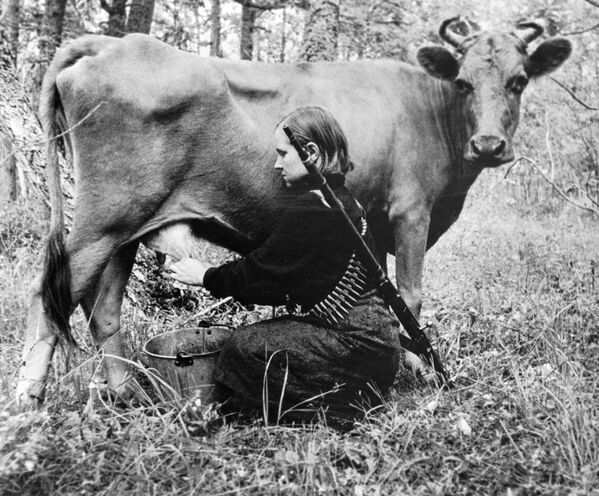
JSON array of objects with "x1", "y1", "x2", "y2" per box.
[{"x1": 1, "y1": 174, "x2": 598, "y2": 495}]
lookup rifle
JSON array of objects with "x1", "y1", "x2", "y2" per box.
[{"x1": 282, "y1": 125, "x2": 451, "y2": 386}]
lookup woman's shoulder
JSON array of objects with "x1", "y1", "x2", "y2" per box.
[
  {"x1": 282, "y1": 189, "x2": 330, "y2": 213},
  {"x1": 285, "y1": 190, "x2": 363, "y2": 238}
]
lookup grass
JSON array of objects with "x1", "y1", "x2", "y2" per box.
[{"x1": 0, "y1": 176, "x2": 598, "y2": 495}]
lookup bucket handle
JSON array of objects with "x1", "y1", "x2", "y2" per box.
[{"x1": 174, "y1": 352, "x2": 194, "y2": 367}]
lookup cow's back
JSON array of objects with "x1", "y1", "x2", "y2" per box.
[
  {"x1": 56, "y1": 34, "x2": 227, "y2": 115},
  {"x1": 213, "y1": 57, "x2": 441, "y2": 210}
]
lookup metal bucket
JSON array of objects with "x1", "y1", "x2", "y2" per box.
[{"x1": 143, "y1": 326, "x2": 232, "y2": 402}]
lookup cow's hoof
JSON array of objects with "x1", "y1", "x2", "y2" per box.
[
  {"x1": 406, "y1": 354, "x2": 448, "y2": 391},
  {"x1": 15, "y1": 379, "x2": 45, "y2": 409},
  {"x1": 404, "y1": 351, "x2": 442, "y2": 384},
  {"x1": 15, "y1": 394, "x2": 43, "y2": 409},
  {"x1": 404, "y1": 351, "x2": 427, "y2": 374}
]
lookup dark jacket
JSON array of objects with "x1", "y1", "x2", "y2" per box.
[{"x1": 203, "y1": 185, "x2": 375, "y2": 310}]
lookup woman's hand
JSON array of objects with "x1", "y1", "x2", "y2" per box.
[{"x1": 165, "y1": 257, "x2": 212, "y2": 286}]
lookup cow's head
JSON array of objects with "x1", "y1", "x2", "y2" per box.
[{"x1": 417, "y1": 17, "x2": 571, "y2": 166}]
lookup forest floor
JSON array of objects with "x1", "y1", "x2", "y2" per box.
[{"x1": 0, "y1": 180, "x2": 598, "y2": 496}]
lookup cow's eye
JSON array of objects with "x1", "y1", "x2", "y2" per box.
[
  {"x1": 509, "y1": 74, "x2": 528, "y2": 94},
  {"x1": 454, "y1": 78, "x2": 474, "y2": 94}
]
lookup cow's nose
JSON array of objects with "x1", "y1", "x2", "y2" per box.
[{"x1": 470, "y1": 134, "x2": 507, "y2": 158}]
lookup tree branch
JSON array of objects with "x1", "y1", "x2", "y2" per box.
[
  {"x1": 512, "y1": 156, "x2": 598, "y2": 215},
  {"x1": 550, "y1": 77, "x2": 599, "y2": 111},
  {"x1": 0, "y1": 102, "x2": 105, "y2": 169},
  {"x1": 562, "y1": 21, "x2": 599, "y2": 36},
  {"x1": 583, "y1": 0, "x2": 599, "y2": 8},
  {"x1": 232, "y1": 0, "x2": 288, "y2": 10},
  {"x1": 291, "y1": 0, "x2": 310, "y2": 9},
  {"x1": 584, "y1": 169, "x2": 599, "y2": 208}
]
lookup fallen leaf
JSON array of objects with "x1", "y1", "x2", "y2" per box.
[
  {"x1": 424, "y1": 400, "x2": 438, "y2": 413},
  {"x1": 456, "y1": 417, "x2": 472, "y2": 436}
]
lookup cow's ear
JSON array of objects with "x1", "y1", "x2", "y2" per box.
[
  {"x1": 525, "y1": 38, "x2": 572, "y2": 78},
  {"x1": 417, "y1": 46, "x2": 459, "y2": 80}
]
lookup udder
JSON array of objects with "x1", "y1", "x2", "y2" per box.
[{"x1": 142, "y1": 222, "x2": 208, "y2": 260}]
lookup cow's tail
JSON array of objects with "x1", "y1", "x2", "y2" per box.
[{"x1": 39, "y1": 38, "x2": 105, "y2": 347}]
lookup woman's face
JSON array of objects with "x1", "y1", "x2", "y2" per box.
[{"x1": 274, "y1": 126, "x2": 311, "y2": 188}]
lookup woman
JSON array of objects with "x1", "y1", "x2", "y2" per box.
[{"x1": 168, "y1": 106, "x2": 401, "y2": 428}]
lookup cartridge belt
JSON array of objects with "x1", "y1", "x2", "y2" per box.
[{"x1": 286, "y1": 217, "x2": 369, "y2": 327}]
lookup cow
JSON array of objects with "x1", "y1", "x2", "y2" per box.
[{"x1": 16, "y1": 18, "x2": 571, "y2": 406}]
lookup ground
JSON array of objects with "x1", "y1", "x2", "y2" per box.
[{"x1": 0, "y1": 175, "x2": 597, "y2": 495}]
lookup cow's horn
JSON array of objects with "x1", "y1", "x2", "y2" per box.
[
  {"x1": 439, "y1": 16, "x2": 466, "y2": 47},
  {"x1": 514, "y1": 21, "x2": 544, "y2": 44}
]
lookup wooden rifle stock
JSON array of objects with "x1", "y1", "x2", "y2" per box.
[{"x1": 282, "y1": 124, "x2": 450, "y2": 386}]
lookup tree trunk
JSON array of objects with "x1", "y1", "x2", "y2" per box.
[
  {"x1": 43, "y1": 0, "x2": 67, "y2": 56},
  {"x1": 126, "y1": 0, "x2": 155, "y2": 34},
  {"x1": 279, "y1": 6, "x2": 286, "y2": 62},
  {"x1": 1, "y1": 0, "x2": 20, "y2": 66},
  {"x1": 233, "y1": 0, "x2": 288, "y2": 60},
  {"x1": 0, "y1": 10, "x2": 21, "y2": 203},
  {"x1": 0, "y1": 13, "x2": 14, "y2": 72},
  {"x1": 210, "y1": 0, "x2": 222, "y2": 57},
  {"x1": 0, "y1": 25, "x2": 53, "y2": 206},
  {"x1": 299, "y1": 0, "x2": 339, "y2": 62},
  {"x1": 240, "y1": 4, "x2": 258, "y2": 60},
  {"x1": 0, "y1": 132, "x2": 17, "y2": 203},
  {"x1": 101, "y1": 0, "x2": 128, "y2": 37},
  {"x1": 30, "y1": 0, "x2": 67, "y2": 109}
]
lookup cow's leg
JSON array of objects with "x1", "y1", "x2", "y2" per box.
[
  {"x1": 392, "y1": 212, "x2": 429, "y2": 317},
  {"x1": 367, "y1": 213, "x2": 393, "y2": 271},
  {"x1": 389, "y1": 204, "x2": 431, "y2": 374},
  {"x1": 17, "y1": 236, "x2": 124, "y2": 406},
  {"x1": 17, "y1": 274, "x2": 58, "y2": 405},
  {"x1": 80, "y1": 242, "x2": 139, "y2": 399}
]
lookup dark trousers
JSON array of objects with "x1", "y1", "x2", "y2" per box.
[{"x1": 213, "y1": 296, "x2": 401, "y2": 428}]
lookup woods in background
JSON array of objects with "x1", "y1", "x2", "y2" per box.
[{"x1": 0, "y1": 0, "x2": 597, "y2": 215}]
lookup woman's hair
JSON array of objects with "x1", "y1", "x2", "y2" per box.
[{"x1": 278, "y1": 106, "x2": 354, "y2": 176}]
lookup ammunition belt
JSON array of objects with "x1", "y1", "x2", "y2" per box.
[{"x1": 286, "y1": 217, "x2": 369, "y2": 327}]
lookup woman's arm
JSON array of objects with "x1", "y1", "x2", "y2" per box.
[
  {"x1": 199, "y1": 194, "x2": 336, "y2": 306},
  {"x1": 164, "y1": 191, "x2": 358, "y2": 307}
]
